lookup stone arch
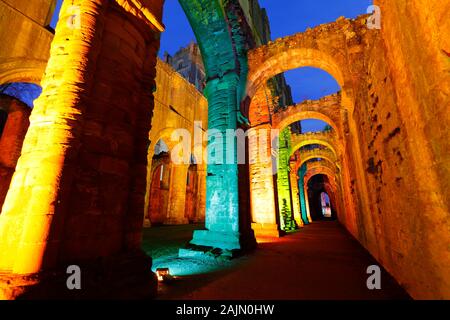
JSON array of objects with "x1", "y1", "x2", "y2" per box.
[
  {"x1": 304, "y1": 170, "x2": 340, "y2": 220},
  {"x1": 149, "y1": 127, "x2": 179, "y2": 156},
  {"x1": 305, "y1": 158, "x2": 339, "y2": 174},
  {"x1": 247, "y1": 48, "x2": 346, "y2": 100},
  {"x1": 293, "y1": 158, "x2": 338, "y2": 179},
  {"x1": 298, "y1": 147, "x2": 338, "y2": 169},
  {"x1": 290, "y1": 132, "x2": 338, "y2": 158},
  {"x1": 0, "y1": 59, "x2": 47, "y2": 86},
  {"x1": 244, "y1": 16, "x2": 369, "y2": 119},
  {"x1": 145, "y1": 130, "x2": 187, "y2": 226},
  {"x1": 308, "y1": 179, "x2": 339, "y2": 221},
  {"x1": 272, "y1": 94, "x2": 343, "y2": 132},
  {"x1": 304, "y1": 168, "x2": 338, "y2": 187}
]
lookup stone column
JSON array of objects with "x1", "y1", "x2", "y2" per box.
[
  {"x1": 248, "y1": 124, "x2": 280, "y2": 237},
  {"x1": 165, "y1": 164, "x2": 189, "y2": 225},
  {"x1": 276, "y1": 128, "x2": 297, "y2": 231},
  {"x1": 0, "y1": 0, "x2": 164, "y2": 299},
  {"x1": 0, "y1": 0, "x2": 109, "y2": 275},
  {"x1": 186, "y1": 73, "x2": 255, "y2": 251},
  {"x1": 298, "y1": 165, "x2": 310, "y2": 225},
  {"x1": 289, "y1": 166, "x2": 303, "y2": 227}
]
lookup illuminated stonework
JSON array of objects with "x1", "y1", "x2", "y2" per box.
[
  {"x1": 145, "y1": 59, "x2": 208, "y2": 226},
  {"x1": 0, "y1": 0, "x2": 448, "y2": 300}
]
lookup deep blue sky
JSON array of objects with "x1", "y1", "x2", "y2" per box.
[
  {"x1": 160, "y1": 0, "x2": 371, "y2": 132},
  {"x1": 49, "y1": 1, "x2": 371, "y2": 132},
  {"x1": 50, "y1": 0, "x2": 63, "y2": 29}
]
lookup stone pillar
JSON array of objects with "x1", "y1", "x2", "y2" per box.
[
  {"x1": 298, "y1": 165, "x2": 310, "y2": 225},
  {"x1": 186, "y1": 73, "x2": 255, "y2": 251},
  {"x1": 0, "y1": 97, "x2": 30, "y2": 210},
  {"x1": 165, "y1": 164, "x2": 189, "y2": 225},
  {"x1": 304, "y1": 183, "x2": 312, "y2": 223},
  {"x1": 289, "y1": 166, "x2": 303, "y2": 227},
  {"x1": 248, "y1": 124, "x2": 280, "y2": 237},
  {"x1": 276, "y1": 128, "x2": 297, "y2": 231},
  {"x1": 0, "y1": 0, "x2": 164, "y2": 299}
]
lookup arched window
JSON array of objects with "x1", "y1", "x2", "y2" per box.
[{"x1": 321, "y1": 192, "x2": 332, "y2": 218}]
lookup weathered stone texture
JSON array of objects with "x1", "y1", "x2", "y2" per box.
[
  {"x1": 0, "y1": 0, "x2": 54, "y2": 84},
  {"x1": 247, "y1": 8, "x2": 450, "y2": 299}
]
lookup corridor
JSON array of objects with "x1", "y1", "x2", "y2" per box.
[{"x1": 149, "y1": 222, "x2": 410, "y2": 300}]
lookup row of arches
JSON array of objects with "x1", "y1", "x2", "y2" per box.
[
  {"x1": 0, "y1": 1, "x2": 373, "y2": 281},
  {"x1": 0, "y1": 0, "x2": 448, "y2": 299}
]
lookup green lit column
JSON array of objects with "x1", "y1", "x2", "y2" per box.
[
  {"x1": 276, "y1": 128, "x2": 297, "y2": 232},
  {"x1": 178, "y1": 0, "x2": 255, "y2": 254},
  {"x1": 188, "y1": 73, "x2": 244, "y2": 250},
  {"x1": 298, "y1": 164, "x2": 310, "y2": 225}
]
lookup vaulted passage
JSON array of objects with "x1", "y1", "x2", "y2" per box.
[
  {"x1": 0, "y1": 0, "x2": 448, "y2": 300},
  {"x1": 153, "y1": 222, "x2": 409, "y2": 300}
]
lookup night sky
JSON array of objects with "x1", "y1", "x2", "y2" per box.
[
  {"x1": 160, "y1": 0, "x2": 372, "y2": 132},
  {"x1": 50, "y1": 0, "x2": 372, "y2": 132}
]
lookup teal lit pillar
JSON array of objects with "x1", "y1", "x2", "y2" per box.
[
  {"x1": 298, "y1": 164, "x2": 310, "y2": 225},
  {"x1": 276, "y1": 128, "x2": 297, "y2": 232},
  {"x1": 178, "y1": 0, "x2": 255, "y2": 253},
  {"x1": 188, "y1": 74, "x2": 254, "y2": 250}
]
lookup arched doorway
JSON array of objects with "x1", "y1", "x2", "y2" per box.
[
  {"x1": 307, "y1": 174, "x2": 338, "y2": 221},
  {"x1": 148, "y1": 153, "x2": 171, "y2": 225}
]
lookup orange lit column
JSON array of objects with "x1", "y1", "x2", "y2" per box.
[
  {"x1": 0, "y1": 0, "x2": 110, "y2": 275},
  {"x1": 165, "y1": 164, "x2": 189, "y2": 225},
  {"x1": 289, "y1": 164, "x2": 303, "y2": 227},
  {"x1": 0, "y1": 0, "x2": 164, "y2": 299},
  {"x1": 248, "y1": 124, "x2": 281, "y2": 237}
]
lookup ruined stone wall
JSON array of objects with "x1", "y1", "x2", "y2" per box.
[
  {"x1": 347, "y1": 1, "x2": 450, "y2": 299},
  {"x1": 149, "y1": 59, "x2": 208, "y2": 153},
  {"x1": 247, "y1": 10, "x2": 449, "y2": 298},
  {"x1": 144, "y1": 58, "x2": 208, "y2": 225}
]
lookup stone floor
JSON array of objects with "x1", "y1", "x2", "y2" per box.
[{"x1": 142, "y1": 222, "x2": 410, "y2": 300}]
